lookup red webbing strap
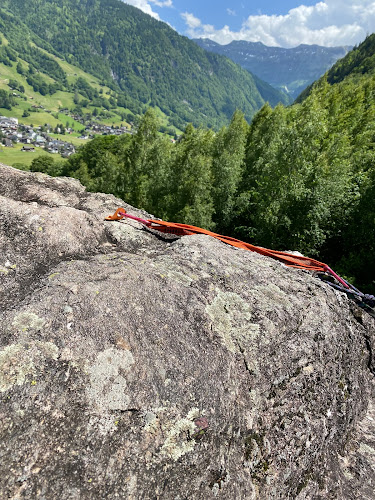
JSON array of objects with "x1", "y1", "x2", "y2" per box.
[
  {"x1": 148, "y1": 219, "x2": 327, "y2": 272},
  {"x1": 105, "y1": 208, "x2": 348, "y2": 286}
]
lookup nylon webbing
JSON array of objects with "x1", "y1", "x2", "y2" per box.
[{"x1": 105, "y1": 207, "x2": 375, "y2": 313}]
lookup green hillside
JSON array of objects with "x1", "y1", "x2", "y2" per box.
[
  {"x1": 326, "y1": 35, "x2": 375, "y2": 84},
  {"x1": 0, "y1": 30, "x2": 147, "y2": 128},
  {"x1": 0, "y1": 37, "x2": 135, "y2": 128},
  {"x1": 0, "y1": 0, "x2": 286, "y2": 130},
  {"x1": 297, "y1": 35, "x2": 375, "y2": 102}
]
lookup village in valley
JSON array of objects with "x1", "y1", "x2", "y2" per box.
[{"x1": 0, "y1": 114, "x2": 134, "y2": 160}]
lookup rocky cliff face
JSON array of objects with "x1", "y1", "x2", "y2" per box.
[{"x1": 0, "y1": 164, "x2": 374, "y2": 499}]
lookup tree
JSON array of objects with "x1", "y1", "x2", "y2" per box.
[
  {"x1": 212, "y1": 110, "x2": 248, "y2": 232},
  {"x1": 0, "y1": 89, "x2": 15, "y2": 110},
  {"x1": 235, "y1": 103, "x2": 287, "y2": 244},
  {"x1": 336, "y1": 168, "x2": 375, "y2": 291},
  {"x1": 69, "y1": 160, "x2": 95, "y2": 191},
  {"x1": 167, "y1": 124, "x2": 215, "y2": 228},
  {"x1": 16, "y1": 62, "x2": 25, "y2": 75},
  {"x1": 30, "y1": 156, "x2": 55, "y2": 174},
  {"x1": 46, "y1": 160, "x2": 64, "y2": 177},
  {"x1": 8, "y1": 79, "x2": 20, "y2": 90},
  {"x1": 122, "y1": 108, "x2": 160, "y2": 208}
]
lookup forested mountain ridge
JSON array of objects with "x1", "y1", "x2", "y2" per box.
[
  {"x1": 194, "y1": 38, "x2": 351, "y2": 99},
  {"x1": 327, "y1": 34, "x2": 375, "y2": 84},
  {"x1": 0, "y1": 0, "x2": 287, "y2": 130}
]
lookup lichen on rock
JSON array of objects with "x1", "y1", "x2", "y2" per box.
[
  {"x1": 0, "y1": 341, "x2": 58, "y2": 392},
  {"x1": 159, "y1": 408, "x2": 201, "y2": 461},
  {"x1": 87, "y1": 347, "x2": 135, "y2": 411},
  {"x1": 12, "y1": 311, "x2": 45, "y2": 334},
  {"x1": 206, "y1": 288, "x2": 260, "y2": 352}
]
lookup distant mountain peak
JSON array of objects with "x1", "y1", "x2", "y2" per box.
[{"x1": 194, "y1": 38, "x2": 352, "y2": 99}]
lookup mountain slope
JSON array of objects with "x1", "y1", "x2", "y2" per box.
[
  {"x1": 194, "y1": 39, "x2": 351, "y2": 99},
  {"x1": 296, "y1": 33, "x2": 375, "y2": 102},
  {"x1": 0, "y1": 33, "x2": 129, "y2": 129},
  {"x1": 0, "y1": 0, "x2": 286, "y2": 129},
  {"x1": 326, "y1": 34, "x2": 375, "y2": 84}
]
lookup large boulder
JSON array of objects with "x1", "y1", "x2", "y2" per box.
[{"x1": 0, "y1": 164, "x2": 374, "y2": 499}]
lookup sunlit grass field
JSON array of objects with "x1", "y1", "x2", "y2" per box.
[{"x1": 0, "y1": 143, "x2": 65, "y2": 167}]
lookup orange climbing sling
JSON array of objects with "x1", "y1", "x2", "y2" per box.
[{"x1": 105, "y1": 207, "x2": 375, "y2": 316}]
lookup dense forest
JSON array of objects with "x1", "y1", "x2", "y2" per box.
[{"x1": 0, "y1": 0, "x2": 287, "y2": 130}]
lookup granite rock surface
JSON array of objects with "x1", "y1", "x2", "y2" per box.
[{"x1": 0, "y1": 164, "x2": 374, "y2": 499}]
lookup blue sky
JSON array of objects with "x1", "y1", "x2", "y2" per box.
[
  {"x1": 152, "y1": 0, "x2": 319, "y2": 33},
  {"x1": 121, "y1": 0, "x2": 375, "y2": 47}
]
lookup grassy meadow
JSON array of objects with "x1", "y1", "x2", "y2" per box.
[{"x1": 0, "y1": 142, "x2": 63, "y2": 167}]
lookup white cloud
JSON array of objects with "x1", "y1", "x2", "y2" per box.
[
  {"x1": 182, "y1": 0, "x2": 375, "y2": 47},
  {"x1": 181, "y1": 12, "x2": 202, "y2": 29},
  {"x1": 227, "y1": 8, "x2": 236, "y2": 16},
  {"x1": 121, "y1": 0, "x2": 173, "y2": 20},
  {"x1": 150, "y1": 0, "x2": 173, "y2": 7}
]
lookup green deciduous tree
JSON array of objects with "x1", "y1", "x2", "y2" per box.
[
  {"x1": 212, "y1": 110, "x2": 248, "y2": 232},
  {"x1": 167, "y1": 123, "x2": 215, "y2": 228},
  {"x1": 30, "y1": 155, "x2": 55, "y2": 174}
]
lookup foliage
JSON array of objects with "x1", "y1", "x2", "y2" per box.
[
  {"x1": 73, "y1": 77, "x2": 99, "y2": 101},
  {"x1": 0, "y1": 44, "x2": 16, "y2": 66},
  {"x1": 0, "y1": 89, "x2": 15, "y2": 109},
  {"x1": 212, "y1": 110, "x2": 248, "y2": 231},
  {"x1": 232, "y1": 35, "x2": 375, "y2": 291},
  {"x1": 167, "y1": 124, "x2": 215, "y2": 228},
  {"x1": 326, "y1": 35, "x2": 375, "y2": 84},
  {"x1": 30, "y1": 155, "x2": 64, "y2": 176}
]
